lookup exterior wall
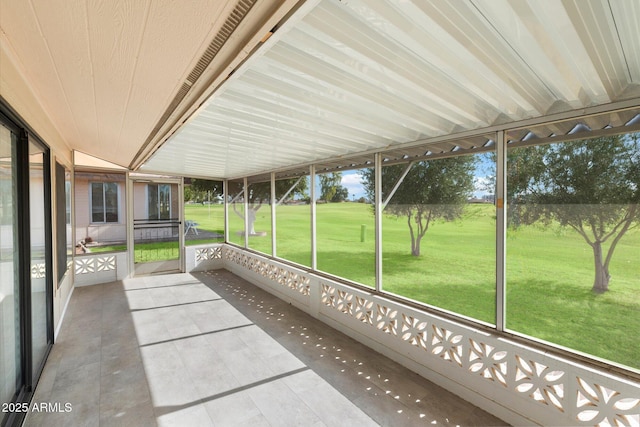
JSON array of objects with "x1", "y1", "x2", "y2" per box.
[
  {"x1": 74, "y1": 176, "x2": 126, "y2": 243},
  {"x1": 51, "y1": 160, "x2": 74, "y2": 345},
  {"x1": 133, "y1": 183, "x2": 146, "y2": 219},
  {"x1": 171, "y1": 189, "x2": 179, "y2": 218},
  {"x1": 53, "y1": 271, "x2": 73, "y2": 339},
  {"x1": 1, "y1": 35, "x2": 74, "y2": 346}
]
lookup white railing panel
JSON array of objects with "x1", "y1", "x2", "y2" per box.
[
  {"x1": 74, "y1": 252, "x2": 127, "y2": 286},
  {"x1": 223, "y1": 246, "x2": 311, "y2": 311},
  {"x1": 185, "y1": 244, "x2": 224, "y2": 272}
]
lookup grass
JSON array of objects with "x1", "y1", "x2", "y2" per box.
[
  {"x1": 183, "y1": 202, "x2": 224, "y2": 246},
  {"x1": 94, "y1": 202, "x2": 640, "y2": 370},
  {"x1": 89, "y1": 242, "x2": 178, "y2": 264}
]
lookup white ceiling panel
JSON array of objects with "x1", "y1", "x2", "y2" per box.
[
  {"x1": 142, "y1": 0, "x2": 640, "y2": 179},
  {"x1": 0, "y1": 0, "x2": 260, "y2": 167}
]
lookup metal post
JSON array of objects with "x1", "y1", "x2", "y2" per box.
[
  {"x1": 310, "y1": 165, "x2": 317, "y2": 270},
  {"x1": 496, "y1": 131, "x2": 507, "y2": 331},
  {"x1": 271, "y1": 172, "x2": 276, "y2": 257},
  {"x1": 375, "y1": 153, "x2": 383, "y2": 292},
  {"x1": 178, "y1": 177, "x2": 185, "y2": 272},
  {"x1": 126, "y1": 171, "x2": 134, "y2": 276},
  {"x1": 223, "y1": 180, "x2": 229, "y2": 243},
  {"x1": 243, "y1": 177, "x2": 249, "y2": 248}
]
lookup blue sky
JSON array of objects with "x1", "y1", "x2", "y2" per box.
[
  {"x1": 340, "y1": 171, "x2": 367, "y2": 199},
  {"x1": 335, "y1": 159, "x2": 495, "y2": 201}
]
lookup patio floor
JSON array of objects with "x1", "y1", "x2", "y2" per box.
[{"x1": 24, "y1": 270, "x2": 508, "y2": 426}]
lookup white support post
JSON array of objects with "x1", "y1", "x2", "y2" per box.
[
  {"x1": 223, "y1": 180, "x2": 229, "y2": 243},
  {"x1": 310, "y1": 165, "x2": 317, "y2": 270},
  {"x1": 375, "y1": 153, "x2": 383, "y2": 292},
  {"x1": 126, "y1": 171, "x2": 134, "y2": 277},
  {"x1": 178, "y1": 177, "x2": 185, "y2": 272},
  {"x1": 271, "y1": 172, "x2": 276, "y2": 257},
  {"x1": 243, "y1": 177, "x2": 249, "y2": 248},
  {"x1": 496, "y1": 131, "x2": 507, "y2": 331},
  {"x1": 71, "y1": 152, "x2": 77, "y2": 280}
]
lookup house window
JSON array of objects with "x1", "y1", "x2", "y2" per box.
[
  {"x1": 148, "y1": 184, "x2": 171, "y2": 220},
  {"x1": 91, "y1": 182, "x2": 118, "y2": 223}
]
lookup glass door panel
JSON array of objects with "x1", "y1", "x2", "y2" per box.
[
  {"x1": 28, "y1": 140, "x2": 49, "y2": 380},
  {"x1": 133, "y1": 180, "x2": 182, "y2": 275},
  {"x1": 0, "y1": 124, "x2": 21, "y2": 423}
]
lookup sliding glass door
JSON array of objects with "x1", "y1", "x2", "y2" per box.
[
  {"x1": 28, "y1": 140, "x2": 50, "y2": 381},
  {"x1": 0, "y1": 109, "x2": 53, "y2": 427},
  {"x1": 0, "y1": 121, "x2": 21, "y2": 426}
]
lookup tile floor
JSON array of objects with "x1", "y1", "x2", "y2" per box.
[{"x1": 25, "y1": 270, "x2": 508, "y2": 426}]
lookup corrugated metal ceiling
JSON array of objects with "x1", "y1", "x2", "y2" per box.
[{"x1": 140, "y1": 0, "x2": 640, "y2": 179}]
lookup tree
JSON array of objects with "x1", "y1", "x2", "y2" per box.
[
  {"x1": 229, "y1": 178, "x2": 308, "y2": 235},
  {"x1": 360, "y1": 156, "x2": 476, "y2": 256},
  {"x1": 188, "y1": 179, "x2": 223, "y2": 203},
  {"x1": 319, "y1": 172, "x2": 343, "y2": 202},
  {"x1": 190, "y1": 179, "x2": 223, "y2": 195},
  {"x1": 509, "y1": 134, "x2": 640, "y2": 293},
  {"x1": 183, "y1": 186, "x2": 193, "y2": 203},
  {"x1": 331, "y1": 186, "x2": 350, "y2": 202}
]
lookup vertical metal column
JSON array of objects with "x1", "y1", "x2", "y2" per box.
[
  {"x1": 178, "y1": 177, "x2": 185, "y2": 272},
  {"x1": 70, "y1": 161, "x2": 76, "y2": 282},
  {"x1": 223, "y1": 180, "x2": 229, "y2": 243},
  {"x1": 375, "y1": 153, "x2": 383, "y2": 292},
  {"x1": 126, "y1": 171, "x2": 134, "y2": 276},
  {"x1": 243, "y1": 177, "x2": 249, "y2": 248},
  {"x1": 496, "y1": 131, "x2": 507, "y2": 331},
  {"x1": 310, "y1": 165, "x2": 317, "y2": 270},
  {"x1": 271, "y1": 172, "x2": 276, "y2": 257}
]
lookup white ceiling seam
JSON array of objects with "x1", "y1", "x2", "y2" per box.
[{"x1": 141, "y1": 0, "x2": 640, "y2": 179}]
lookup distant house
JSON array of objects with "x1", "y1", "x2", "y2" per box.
[
  {"x1": 75, "y1": 173, "x2": 180, "y2": 244},
  {"x1": 74, "y1": 172, "x2": 127, "y2": 244}
]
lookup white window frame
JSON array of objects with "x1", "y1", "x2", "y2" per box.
[{"x1": 89, "y1": 181, "x2": 120, "y2": 224}]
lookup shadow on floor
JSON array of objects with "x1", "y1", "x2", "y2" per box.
[{"x1": 23, "y1": 270, "x2": 508, "y2": 427}]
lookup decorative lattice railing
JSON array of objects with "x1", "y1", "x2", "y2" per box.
[{"x1": 73, "y1": 252, "x2": 127, "y2": 286}]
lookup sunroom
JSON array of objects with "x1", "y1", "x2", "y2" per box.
[{"x1": 1, "y1": 0, "x2": 639, "y2": 426}]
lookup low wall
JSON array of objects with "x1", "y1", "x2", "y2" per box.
[
  {"x1": 184, "y1": 244, "x2": 224, "y2": 272},
  {"x1": 73, "y1": 252, "x2": 128, "y2": 286}
]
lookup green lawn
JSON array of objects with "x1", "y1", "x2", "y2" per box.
[
  {"x1": 184, "y1": 203, "x2": 225, "y2": 246},
  {"x1": 95, "y1": 202, "x2": 640, "y2": 369},
  {"x1": 89, "y1": 242, "x2": 178, "y2": 264}
]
